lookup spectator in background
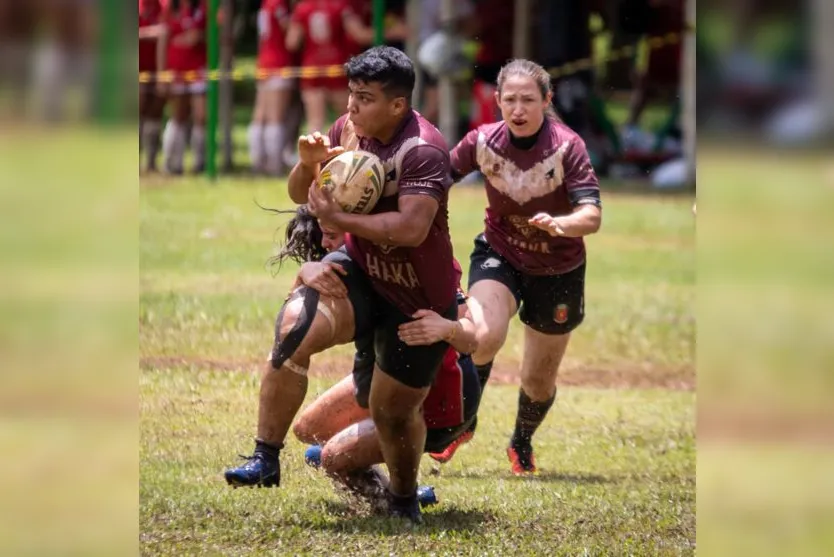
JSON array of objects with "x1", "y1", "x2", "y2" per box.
[
  {"x1": 285, "y1": 0, "x2": 375, "y2": 133},
  {"x1": 468, "y1": 0, "x2": 514, "y2": 130},
  {"x1": 624, "y1": 0, "x2": 684, "y2": 130},
  {"x1": 0, "y1": 1, "x2": 36, "y2": 120},
  {"x1": 416, "y1": 0, "x2": 475, "y2": 125},
  {"x1": 139, "y1": 0, "x2": 167, "y2": 173},
  {"x1": 536, "y1": 0, "x2": 595, "y2": 138},
  {"x1": 157, "y1": 0, "x2": 209, "y2": 174},
  {"x1": 249, "y1": 0, "x2": 295, "y2": 175}
]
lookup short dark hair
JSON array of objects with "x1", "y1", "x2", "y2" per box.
[{"x1": 344, "y1": 46, "x2": 415, "y2": 100}]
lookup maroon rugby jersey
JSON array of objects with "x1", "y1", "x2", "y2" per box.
[
  {"x1": 327, "y1": 110, "x2": 456, "y2": 314},
  {"x1": 450, "y1": 118, "x2": 601, "y2": 275}
]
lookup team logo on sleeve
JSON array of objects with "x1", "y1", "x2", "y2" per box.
[{"x1": 554, "y1": 304, "x2": 569, "y2": 324}]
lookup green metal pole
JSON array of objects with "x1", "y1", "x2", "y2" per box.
[
  {"x1": 372, "y1": 0, "x2": 385, "y2": 46},
  {"x1": 206, "y1": 0, "x2": 220, "y2": 180},
  {"x1": 97, "y1": 0, "x2": 120, "y2": 124}
]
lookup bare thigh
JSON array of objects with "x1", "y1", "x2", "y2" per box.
[
  {"x1": 466, "y1": 279, "x2": 518, "y2": 365},
  {"x1": 294, "y1": 375, "x2": 370, "y2": 444}
]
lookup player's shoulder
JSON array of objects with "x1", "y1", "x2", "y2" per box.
[
  {"x1": 545, "y1": 117, "x2": 586, "y2": 149},
  {"x1": 472, "y1": 121, "x2": 508, "y2": 149},
  {"x1": 408, "y1": 111, "x2": 449, "y2": 151}
]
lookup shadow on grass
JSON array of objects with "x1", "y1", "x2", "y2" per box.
[
  {"x1": 434, "y1": 468, "x2": 612, "y2": 485},
  {"x1": 300, "y1": 501, "x2": 497, "y2": 536}
]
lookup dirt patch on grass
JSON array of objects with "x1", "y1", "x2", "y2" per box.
[
  {"x1": 140, "y1": 355, "x2": 694, "y2": 390},
  {"x1": 699, "y1": 405, "x2": 834, "y2": 444}
]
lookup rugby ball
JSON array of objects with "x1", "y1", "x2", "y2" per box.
[{"x1": 317, "y1": 150, "x2": 385, "y2": 214}]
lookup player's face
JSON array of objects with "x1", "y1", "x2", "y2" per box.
[
  {"x1": 495, "y1": 74, "x2": 551, "y2": 138},
  {"x1": 346, "y1": 80, "x2": 404, "y2": 140},
  {"x1": 320, "y1": 222, "x2": 345, "y2": 252}
]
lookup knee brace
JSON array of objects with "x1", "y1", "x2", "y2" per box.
[{"x1": 268, "y1": 286, "x2": 336, "y2": 375}]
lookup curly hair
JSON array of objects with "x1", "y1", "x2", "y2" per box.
[{"x1": 258, "y1": 204, "x2": 327, "y2": 272}]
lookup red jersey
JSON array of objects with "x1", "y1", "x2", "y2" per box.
[
  {"x1": 164, "y1": 0, "x2": 206, "y2": 73},
  {"x1": 291, "y1": 0, "x2": 354, "y2": 68},
  {"x1": 139, "y1": 0, "x2": 163, "y2": 72},
  {"x1": 257, "y1": 0, "x2": 292, "y2": 70}
]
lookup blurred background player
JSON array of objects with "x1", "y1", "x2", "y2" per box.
[
  {"x1": 157, "y1": 0, "x2": 208, "y2": 174},
  {"x1": 285, "y1": 0, "x2": 374, "y2": 133},
  {"x1": 139, "y1": 0, "x2": 166, "y2": 173},
  {"x1": 450, "y1": 59, "x2": 602, "y2": 476},
  {"x1": 249, "y1": 0, "x2": 294, "y2": 175}
]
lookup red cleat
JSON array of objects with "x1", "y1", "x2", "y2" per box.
[
  {"x1": 507, "y1": 443, "x2": 537, "y2": 476},
  {"x1": 429, "y1": 430, "x2": 474, "y2": 463}
]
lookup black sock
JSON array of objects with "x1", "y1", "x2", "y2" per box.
[
  {"x1": 254, "y1": 438, "x2": 283, "y2": 460},
  {"x1": 475, "y1": 361, "x2": 493, "y2": 391},
  {"x1": 511, "y1": 388, "x2": 556, "y2": 446},
  {"x1": 389, "y1": 489, "x2": 418, "y2": 508}
]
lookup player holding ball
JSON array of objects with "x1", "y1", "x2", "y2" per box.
[{"x1": 225, "y1": 46, "x2": 457, "y2": 525}]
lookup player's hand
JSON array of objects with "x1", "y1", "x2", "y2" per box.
[
  {"x1": 307, "y1": 181, "x2": 343, "y2": 224},
  {"x1": 297, "y1": 132, "x2": 345, "y2": 168},
  {"x1": 528, "y1": 212, "x2": 565, "y2": 237},
  {"x1": 298, "y1": 262, "x2": 348, "y2": 298},
  {"x1": 398, "y1": 309, "x2": 455, "y2": 346}
]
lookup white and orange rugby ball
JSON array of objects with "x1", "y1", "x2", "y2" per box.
[{"x1": 317, "y1": 150, "x2": 385, "y2": 214}]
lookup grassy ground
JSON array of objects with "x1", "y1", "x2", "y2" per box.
[
  {"x1": 140, "y1": 175, "x2": 695, "y2": 554},
  {"x1": 140, "y1": 370, "x2": 695, "y2": 555}
]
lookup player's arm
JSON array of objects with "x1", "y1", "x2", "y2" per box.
[
  {"x1": 397, "y1": 309, "x2": 478, "y2": 354},
  {"x1": 529, "y1": 204, "x2": 601, "y2": 238},
  {"x1": 155, "y1": 23, "x2": 169, "y2": 79},
  {"x1": 285, "y1": 19, "x2": 304, "y2": 51},
  {"x1": 294, "y1": 262, "x2": 348, "y2": 298},
  {"x1": 310, "y1": 144, "x2": 449, "y2": 247},
  {"x1": 139, "y1": 24, "x2": 166, "y2": 40},
  {"x1": 342, "y1": 10, "x2": 374, "y2": 45},
  {"x1": 316, "y1": 193, "x2": 438, "y2": 248},
  {"x1": 449, "y1": 128, "x2": 480, "y2": 182},
  {"x1": 528, "y1": 139, "x2": 602, "y2": 237}
]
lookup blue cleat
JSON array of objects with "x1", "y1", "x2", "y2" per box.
[
  {"x1": 417, "y1": 485, "x2": 438, "y2": 507},
  {"x1": 304, "y1": 445, "x2": 322, "y2": 468},
  {"x1": 224, "y1": 452, "x2": 280, "y2": 488}
]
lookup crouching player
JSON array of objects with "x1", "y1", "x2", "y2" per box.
[{"x1": 292, "y1": 270, "x2": 480, "y2": 509}]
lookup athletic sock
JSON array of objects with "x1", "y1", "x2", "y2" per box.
[{"x1": 511, "y1": 388, "x2": 556, "y2": 446}]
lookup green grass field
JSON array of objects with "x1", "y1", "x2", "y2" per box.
[{"x1": 140, "y1": 176, "x2": 695, "y2": 554}]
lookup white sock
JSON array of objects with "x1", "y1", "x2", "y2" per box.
[
  {"x1": 190, "y1": 125, "x2": 206, "y2": 170},
  {"x1": 162, "y1": 120, "x2": 187, "y2": 173},
  {"x1": 248, "y1": 123, "x2": 265, "y2": 171},
  {"x1": 263, "y1": 123, "x2": 286, "y2": 175},
  {"x1": 142, "y1": 120, "x2": 162, "y2": 170}
]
